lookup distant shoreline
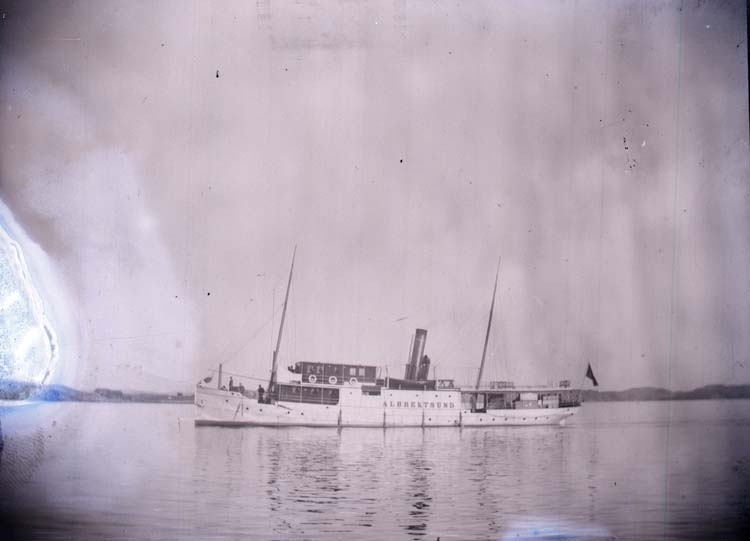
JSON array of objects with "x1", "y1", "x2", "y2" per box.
[
  {"x1": 2, "y1": 381, "x2": 749, "y2": 404},
  {"x1": 582, "y1": 384, "x2": 750, "y2": 402},
  {"x1": 0, "y1": 381, "x2": 194, "y2": 403}
]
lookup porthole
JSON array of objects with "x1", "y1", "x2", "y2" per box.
[{"x1": 522, "y1": 417, "x2": 526, "y2": 421}]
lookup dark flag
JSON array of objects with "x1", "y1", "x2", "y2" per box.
[{"x1": 585, "y1": 363, "x2": 599, "y2": 386}]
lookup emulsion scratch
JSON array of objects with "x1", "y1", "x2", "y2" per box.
[{"x1": 623, "y1": 136, "x2": 638, "y2": 171}]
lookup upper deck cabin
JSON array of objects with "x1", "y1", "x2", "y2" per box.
[
  {"x1": 286, "y1": 361, "x2": 453, "y2": 391},
  {"x1": 288, "y1": 361, "x2": 378, "y2": 385},
  {"x1": 460, "y1": 380, "x2": 581, "y2": 412}
]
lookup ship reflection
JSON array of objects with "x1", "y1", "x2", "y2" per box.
[
  {"x1": 404, "y1": 455, "x2": 432, "y2": 537},
  {"x1": 378, "y1": 429, "x2": 435, "y2": 539},
  {"x1": 263, "y1": 429, "x2": 346, "y2": 536}
]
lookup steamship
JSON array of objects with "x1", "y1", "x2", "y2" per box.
[{"x1": 194, "y1": 252, "x2": 583, "y2": 427}]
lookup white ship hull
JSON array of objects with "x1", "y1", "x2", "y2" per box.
[{"x1": 194, "y1": 385, "x2": 579, "y2": 428}]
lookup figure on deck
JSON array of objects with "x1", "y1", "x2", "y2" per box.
[{"x1": 257, "y1": 385, "x2": 265, "y2": 403}]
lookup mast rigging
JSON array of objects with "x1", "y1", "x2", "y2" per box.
[
  {"x1": 475, "y1": 256, "x2": 501, "y2": 390},
  {"x1": 268, "y1": 246, "x2": 297, "y2": 397}
]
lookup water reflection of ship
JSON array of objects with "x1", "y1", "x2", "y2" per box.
[
  {"x1": 263, "y1": 431, "x2": 346, "y2": 537},
  {"x1": 403, "y1": 440, "x2": 433, "y2": 538},
  {"x1": 195, "y1": 251, "x2": 591, "y2": 428}
]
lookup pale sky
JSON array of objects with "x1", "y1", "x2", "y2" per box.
[{"x1": 0, "y1": 0, "x2": 748, "y2": 392}]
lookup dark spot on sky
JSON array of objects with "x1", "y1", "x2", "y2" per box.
[
  {"x1": 215, "y1": 70, "x2": 219, "y2": 78},
  {"x1": 399, "y1": 159, "x2": 403, "y2": 163},
  {"x1": 207, "y1": 292, "x2": 211, "y2": 296}
]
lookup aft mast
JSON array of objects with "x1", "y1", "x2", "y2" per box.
[
  {"x1": 268, "y1": 246, "x2": 297, "y2": 398},
  {"x1": 475, "y1": 257, "x2": 500, "y2": 390}
]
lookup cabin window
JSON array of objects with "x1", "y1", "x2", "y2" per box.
[
  {"x1": 361, "y1": 385, "x2": 381, "y2": 396},
  {"x1": 349, "y1": 367, "x2": 357, "y2": 376},
  {"x1": 358, "y1": 367, "x2": 365, "y2": 377},
  {"x1": 277, "y1": 384, "x2": 339, "y2": 405}
]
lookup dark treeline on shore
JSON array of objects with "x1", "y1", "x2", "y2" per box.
[
  {"x1": 2, "y1": 380, "x2": 750, "y2": 404},
  {"x1": 582, "y1": 384, "x2": 750, "y2": 402}
]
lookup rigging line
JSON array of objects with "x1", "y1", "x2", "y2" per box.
[
  {"x1": 593, "y1": 5, "x2": 611, "y2": 378},
  {"x1": 271, "y1": 286, "x2": 276, "y2": 358},
  {"x1": 212, "y1": 272, "x2": 287, "y2": 363},
  {"x1": 269, "y1": 246, "x2": 297, "y2": 392},
  {"x1": 205, "y1": 369, "x2": 271, "y2": 383},
  {"x1": 475, "y1": 257, "x2": 501, "y2": 389},
  {"x1": 561, "y1": 0, "x2": 580, "y2": 367},
  {"x1": 427, "y1": 311, "x2": 487, "y2": 363},
  {"x1": 663, "y1": 4, "x2": 685, "y2": 536},
  {"x1": 216, "y1": 302, "x2": 285, "y2": 366}
]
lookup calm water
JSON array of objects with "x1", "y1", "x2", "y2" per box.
[{"x1": 1, "y1": 400, "x2": 749, "y2": 540}]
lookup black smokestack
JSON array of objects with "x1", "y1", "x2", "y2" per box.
[{"x1": 405, "y1": 329, "x2": 427, "y2": 380}]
